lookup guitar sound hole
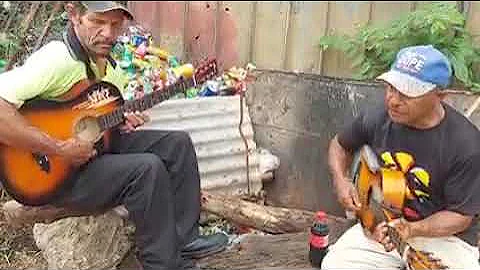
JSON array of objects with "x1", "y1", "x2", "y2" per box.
[{"x1": 75, "y1": 116, "x2": 101, "y2": 142}]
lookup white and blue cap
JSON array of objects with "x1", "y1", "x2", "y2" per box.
[{"x1": 377, "y1": 45, "x2": 453, "y2": 98}]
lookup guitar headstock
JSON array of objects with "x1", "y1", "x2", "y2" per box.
[{"x1": 193, "y1": 58, "x2": 218, "y2": 85}]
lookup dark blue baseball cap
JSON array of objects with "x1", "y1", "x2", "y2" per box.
[{"x1": 377, "y1": 45, "x2": 452, "y2": 97}]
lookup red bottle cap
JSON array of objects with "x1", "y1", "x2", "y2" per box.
[{"x1": 315, "y1": 211, "x2": 327, "y2": 222}]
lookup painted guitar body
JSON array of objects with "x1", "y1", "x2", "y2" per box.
[{"x1": 354, "y1": 145, "x2": 448, "y2": 270}]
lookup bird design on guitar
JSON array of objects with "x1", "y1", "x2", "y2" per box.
[{"x1": 353, "y1": 145, "x2": 448, "y2": 270}]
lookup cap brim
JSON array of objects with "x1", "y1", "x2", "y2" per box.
[
  {"x1": 95, "y1": 7, "x2": 134, "y2": 20},
  {"x1": 376, "y1": 70, "x2": 436, "y2": 98},
  {"x1": 82, "y1": 2, "x2": 134, "y2": 20}
]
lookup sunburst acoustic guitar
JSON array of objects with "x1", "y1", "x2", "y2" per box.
[
  {"x1": 0, "y1": 59, "x2": 218, "y2": 206},
  {"x1": 353, "y1": 145, "x2": 448, "y2": 270}
]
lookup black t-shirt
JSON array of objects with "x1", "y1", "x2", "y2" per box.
[{"x1": 338, "y1": 102, "x2": 480, "y2": 246}]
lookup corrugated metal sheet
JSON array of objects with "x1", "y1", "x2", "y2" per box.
[
  {"x1": 141, "y1": 95, "x2": 262, "y2": 196},
  {"x1": 128, "y1": 1, "x2": 471, "y2": 78}
]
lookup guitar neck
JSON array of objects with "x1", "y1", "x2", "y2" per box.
[
  {"x1": 97, "y1": 77, "x2": 194, "y2": 131},
  {"x1": 386, "y1": 224, "x2": 409, "y2": 257}
]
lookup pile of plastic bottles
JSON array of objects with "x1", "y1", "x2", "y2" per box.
[
  {"x1": 111, "y1": 24, "x2": 194, "y2": 100},
  {"x1": 194, "y1": 63, "x2": 256, "y2": 97},
  {"x1": 111, "y1": 24, "x2": 256, "y2": 100}
]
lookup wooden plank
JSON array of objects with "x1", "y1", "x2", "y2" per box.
[
  {"x1": 370, "y1": 1, "x2": 413, "y2": 25},
  {"x1": 322, "y1": 2, "x2": 371, "y2": 78},
  {"x1": 185, "y1": 1, "x2": 218, "y2": 64},
  {"x1": 252, "y1": 2, "x2": 290, "y2": 70},
  {"x1": 216, "y1": 2, "x2": 255, "y2": 72},
  {"x1": 284, "y1": 1, "x2": 329, "y2": 74}
]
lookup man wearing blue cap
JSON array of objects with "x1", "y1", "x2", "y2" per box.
[
  {"x1": 323, "y1": 45, "x2": 480, "y2": 268},
  {"x1": 0, "y1": 2, "x2": 227, "y2": 270}
]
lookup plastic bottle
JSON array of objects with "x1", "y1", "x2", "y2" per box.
[
  {"x1": 147, "y1": 46, "x2": 171, "y2": 61},
  {"x1": 309, "y1": 211, "x2": 329, "y2": 268}
]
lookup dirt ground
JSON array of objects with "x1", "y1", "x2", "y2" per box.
[{"x1": 0, "y1": 194, "x2": 47, "y2": 270}]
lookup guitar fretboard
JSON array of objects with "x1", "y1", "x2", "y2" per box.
[
  {"x1": 96, "y1": 58, "x2": 217, "y2": 131},
  {"x1": 97, "y1": 77, "x2": 194, "y2": 131}
]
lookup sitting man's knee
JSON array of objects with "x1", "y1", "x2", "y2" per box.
[
  {"x1": 320, "y1": 249, "x2": 336, "y2": 270},
  {"x1": 170, "y1": 131, "x2": 194, "y2": 147},
  {"x1": 173, "y1": 130, "x2": 192, "y2": 141}
]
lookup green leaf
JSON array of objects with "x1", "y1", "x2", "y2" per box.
[{"x1": 317, "y1": 1, "x2": 480, "y2": 93}]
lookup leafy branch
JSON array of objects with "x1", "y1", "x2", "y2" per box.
[{"x1": 319, "y1": 2, "x2": 480, "y2": 92}]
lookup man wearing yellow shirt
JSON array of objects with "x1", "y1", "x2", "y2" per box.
[{"x1": 0, "y1": 2, "x2": 227, "y2": 270}]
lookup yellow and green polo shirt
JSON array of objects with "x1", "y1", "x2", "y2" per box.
[{"x1": 0, "y1": 40, "x2": 128, "y2": 108}]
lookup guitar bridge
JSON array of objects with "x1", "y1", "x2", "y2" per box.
[{"x1": 32, "y1": 153, "x2": 50, "y2": 173}]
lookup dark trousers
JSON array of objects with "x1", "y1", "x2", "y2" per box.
[{"x1": 53, "y1": 129, "x2": 201, "y2": 270}]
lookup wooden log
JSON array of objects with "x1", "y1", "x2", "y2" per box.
[
  {"x1": 200, "y1": 191, "x2": 317, "y2": 234},
  {"x1": 200, "y1": 192, "x2": 353, "y2": 234}
]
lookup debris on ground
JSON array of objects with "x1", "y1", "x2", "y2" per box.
[
  {"x1": 199, "y1": 214, "x2": 269, "y2": 252},
  {"x1": 0, "y1": 194, "x2": 47, "y2": 270}
]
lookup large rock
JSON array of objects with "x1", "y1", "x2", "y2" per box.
[{"x1": 33, "y1": 210, "x2": 135, "y2": 270}]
